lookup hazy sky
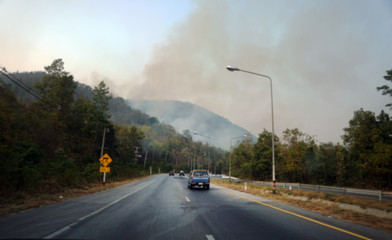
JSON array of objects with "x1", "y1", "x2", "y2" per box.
[{"x1": 1, "y1": 0, "x2": 392, "y2": 144}]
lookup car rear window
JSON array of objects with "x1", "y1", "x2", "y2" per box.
[{"x1": 194, "y1": 171, "x2": 208, "y2": 177}]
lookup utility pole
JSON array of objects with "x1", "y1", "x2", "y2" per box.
[
  {"x1": 144, "y1": 149, "x2": 148, "y2": 168},
  {"x1": 100, "y1": 127, "x2": 107, "y2": 158},
  {"x1": 101, "y1": 127, "x2": 108, "y2": 186}
]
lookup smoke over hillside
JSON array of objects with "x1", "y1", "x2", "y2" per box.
[
  {"x1": 125, "y1": 0, "x2": 391, "y2": 143},
  {"x1": 128, "y1": 99, "x2": 252, "y2": 150}
]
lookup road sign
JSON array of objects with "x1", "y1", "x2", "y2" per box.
[
  {"x1": 99, "y1": 153, "x2": 112, "y2": 167},
  {"x1": 100, "y1": 167, "x2": 110, "y2": 173}
]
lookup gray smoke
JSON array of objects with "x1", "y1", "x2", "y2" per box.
[{"x1": 125, "y1": 0, "x2": 392, "y2": 143}]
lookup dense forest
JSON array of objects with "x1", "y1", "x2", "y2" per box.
[
  {"x1": 0, "y1": 59, "x2": 391, "y2": 198},
  {"x1": 0, "y1": 59, "x2": 224, "y2": 197}
]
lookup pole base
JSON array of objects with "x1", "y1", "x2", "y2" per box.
[{"x1": 272, "y1": 180, "x2": 276, "y2": 194}]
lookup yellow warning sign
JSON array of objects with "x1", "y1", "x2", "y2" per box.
[
  {"x1": 100, "y1": 167, "x2": 110, "y2": 173},
  {"x1": 99, "y1": 153, "x2": 112, "y2": 167}
]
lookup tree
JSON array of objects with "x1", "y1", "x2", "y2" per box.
[
  {"x1": 335, "y1": 143, "x2": 347, "y2": 186},
  {"x1": 232, "y1": 137, "x2": 253, "y2": 179},
  {"x1": 35, "y1": 59, "x2": 76, "y2": 116},
  {"x1": 315, "y1": 143, "x2": 338, "y2": 185},
  {"x1": 252, "y1": 130, "x2": 275, "y2": 181},
  {"x1": 93, "y1": 81, "x2": 112, "y2": 122},
  {"x1": 343, "y1": 109, "x2": 392, "y2": 188},
  {"x1": 115, "y1": 125, "x2": 145, "y2": 163},
  {"x1": 182, "y1": 130, "x2": 193, "y2": 141},
  {"x1": 33, "y1": 59, "x2": 77, "y2": 154},
  {"x1": 377, "y1": 69, "x2": 392, "y2": 110},
  {"x1": 279, "y1": 128, "x2": 315, "y2": 182},
  {"x1": 67, "y1": 97, "x2": 100, "y2": 161}
]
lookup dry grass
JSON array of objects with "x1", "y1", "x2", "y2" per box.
[
  {"x1": 212, "y1": 179, "x2": 392, "y2": 233},
  {"x1": 0, "y1": 176, "x2": 151, "y2": 217}
]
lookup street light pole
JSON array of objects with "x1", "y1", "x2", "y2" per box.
[
  {"x1": 226, "y1": 66, "x2": 276, "y2": 193},
  {"x1": 192, "y1": 131, "x2": 211, "y2": 172}
]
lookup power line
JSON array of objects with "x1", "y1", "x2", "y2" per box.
[{"x1": 0, "y1": 65, "x2": 41, "y2": 99}]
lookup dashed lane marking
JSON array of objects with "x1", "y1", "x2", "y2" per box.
[
  {"x1": 206, "y1": 234, "x2": 215, "y2": 240},
  {"x1": 44, "y1": 180, "x2": 156, "y2": 239}
]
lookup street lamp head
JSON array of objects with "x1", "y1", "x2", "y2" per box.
[{"x1": 226, "y1": 66, "x2": 240, "y2": 72}]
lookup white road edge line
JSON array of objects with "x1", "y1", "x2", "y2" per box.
[
  {"x1": 185, "y1": 197, "x2": 190, "y2": 202},
  {"x1": 206, "y1": 234, "x2": 215, "y2": 240},
  {"x1": 44, "y1": 180, "x2": 156, "y2": 239}
]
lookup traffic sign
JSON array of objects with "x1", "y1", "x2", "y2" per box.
[
  {"x1": 100, "y1": 167, "x2": 110, "y2": 173},
  {"x1": 99, "y1": 153, "x2": 112, "y2": 167}
]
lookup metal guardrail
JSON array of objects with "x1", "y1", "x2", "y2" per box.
[{"x1": 217, "y1": 176, "x2": 392, "y2": 201}]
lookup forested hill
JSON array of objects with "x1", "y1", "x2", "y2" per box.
[
  {"x1": 1, "y1": 63, "x2": 230, "y2": 197},
  {"x1": 4, "y1": 71, "x2": 253, "y2": 149},
  {"x1": 128, "y1": 99, "x2": 253, "y2": 149},
  {"x1": 2, "y1": 71, "x2": 158, "y2": 127}
]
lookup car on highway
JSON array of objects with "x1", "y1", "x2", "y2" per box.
[
  {"x1": 169, "y1": 170, "x2": 174, "y2": 176},
  {"x1": 188, "y1": 170, "x2": 210, "y2": 190},
  {"x1": 179, "y1": 170, "x2": 185, "y2": 176}
]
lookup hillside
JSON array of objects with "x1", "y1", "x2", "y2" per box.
[
  {"x1": 0, "y1": 71, "x2": 158, "y2": 127},
  {"x1": 128, "y1": 99, "x2": 253, "y2": 150},
  {"x1": 1, "y1": 71, "x2": 252, "y2": 149}
]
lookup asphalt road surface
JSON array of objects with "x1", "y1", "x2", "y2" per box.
[{"x1": 0, "y1": 174, "x2": 391, "y2": 240}]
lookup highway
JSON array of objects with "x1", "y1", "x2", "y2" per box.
[{"x1": 0, "y1": 174, "x2": 391, "y2": 240}]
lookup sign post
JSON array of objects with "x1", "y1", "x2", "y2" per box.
[
  {"x1": 99, "y1": 153, "x2": 112, "y2": 186},
  {"x1": 149, "y1": 166, "x2": 152, "y2": 175},
  {"x1": 158, "y1": 167, "x2": 161, "y2": 174}
]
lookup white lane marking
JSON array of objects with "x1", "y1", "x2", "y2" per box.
[
  {"x1": 185, "y1": 197, "x2": 190, "y2": 202},
  {"x1": 206, "y1": 234, "x2": 215, "y2": 240},
  {"x1": 44, "y1": 180, "x2": 156, "y2": 239}
]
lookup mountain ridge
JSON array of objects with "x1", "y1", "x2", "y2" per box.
[{"x1": 127, "y1": 99, "x2": 253, "y2": 150}]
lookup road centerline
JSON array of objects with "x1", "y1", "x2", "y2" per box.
[{"x1": 220, "y1": 188, "x2": 372, "y2": 240}]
